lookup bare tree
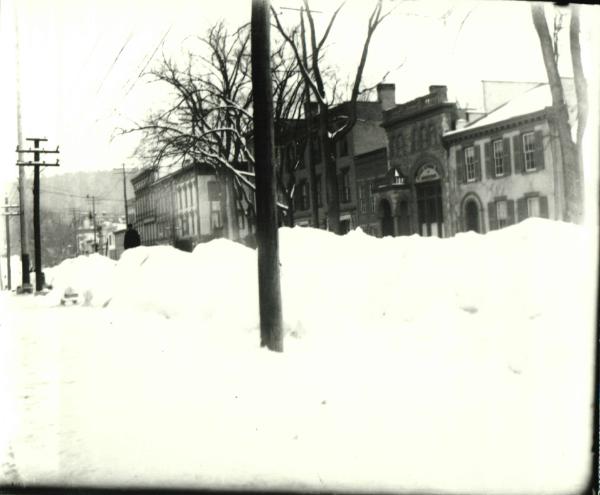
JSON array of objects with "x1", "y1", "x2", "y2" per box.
[
  {"x1": 123, "y1": 21, "x2": 306, "y2": 239},
  {"x1": 272, "y1": 0, "x2": 389, "y2": 234},
  {"x1": 531, "y1": 4, "x2": 586, "y2": 223}
]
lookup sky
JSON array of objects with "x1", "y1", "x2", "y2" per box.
[{"x1": 0, "y1": 0, "x2": 598, "y2": 197}]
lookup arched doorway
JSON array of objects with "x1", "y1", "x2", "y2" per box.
[
  {"x1": 378, "y1": 199, "x2": 394, "y2": 237},
  {"x1": 415, "y1": 165, "x2": 444, "y2": 237},
  {"x1": 464, "y1": 199, "x2": 480, "y2": 233}
]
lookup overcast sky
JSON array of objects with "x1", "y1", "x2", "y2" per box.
[{"x1": 0, "y1": 0, "x2": 598, "y2": 197}]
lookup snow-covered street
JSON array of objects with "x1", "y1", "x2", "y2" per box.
[{"x1": 0, "y1": 219, "x2": 597, "y2": 493}]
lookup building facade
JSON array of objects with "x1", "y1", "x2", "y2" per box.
[
  {"x1": 374, "y1": 85, "x2": 463, "y2": 238},
  {"x1": 289, "y1": 93, "x2": 391, "y2": 233},
  {"x1": 442, "y1": 83, "x2": 567, "y2": 236},
  {"x1": 131, "y1": 162, "x2": 250, "y2": 251}
]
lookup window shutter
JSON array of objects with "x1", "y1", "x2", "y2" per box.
[
  {"x1": 503, "y1": 137, "x2": 512, "y2": 176},
  {"x1": 534, "y1": 130, "x2": 545, "y2": 170},
  {"x1": 539, "y1": 196, "x2": 549, "y2": 218},
  {"x1": 456, "y1": 147, "x2": 465, "y2": 184},
  {"x1": 507, "y1": 199, "x2": 515, "y2": 225},
  {"x1": 513, "y1": 134, "x2": 524, "y2": 174},
  {"x1": 474, "y1": 144, "x2": 482, "y2": 181},
  {"x1": 484, "y1": 142, "x2": 492, "y2": 179},
  {"x1": 517, "y1": 197, "x2": 528, "y2": 222},
  {"x1": 488, "y1": 202, "x2": 498, "y2": 230}
]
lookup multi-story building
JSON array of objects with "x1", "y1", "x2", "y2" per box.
[
  {"x1": 131, "y1": 161, "x2": 251, "y2": 251},
  {"x1": 373, "y1": 85, "x2": 467, "y2": 238},
  {"x1": 354, "y1": 147, "x2": 388, "y2": 236},
  {"x1": 289, "y1": 88, "x2": 391, "y2": 233},
  {"x1": 442, "y1": 82, "x2": 573, "y2": 235}
]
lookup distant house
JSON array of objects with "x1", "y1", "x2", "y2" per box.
[
  {"x1": 442, "y1": 82, "x2": 574, "y2": 235},
  {"x1": 107, "y1": 227, "x2": 127, "y2": 260}
]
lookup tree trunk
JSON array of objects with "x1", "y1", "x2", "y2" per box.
[
  {"x1": 531, "y1": 4, "x2": 582, "y2": 223},
  {"x1": 570, "y1": 4, "x2": 587, "y2": 215},
  {"x1": 319, "y1": 105, "x2": 340, "y2": 233}
]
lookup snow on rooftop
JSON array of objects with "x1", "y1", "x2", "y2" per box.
[
  {"x1": 445, "y1": 83, "x2": 551, "y2": 136},
  {"x1": 0, "y1": 219, "x2": 596, "y2": 493}
]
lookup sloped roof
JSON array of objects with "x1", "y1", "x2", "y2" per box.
[
  {"x1": 444, "y1": 79, "x2": 577, "y2": 139},
  {"x1": 445, "y1": 83, "x2": 550, "y2": 136}
]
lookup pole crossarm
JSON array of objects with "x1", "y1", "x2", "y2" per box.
[
  {"x1": 16, "y1": 161, "x2": 60, "y2": 167},
  {"x1": 16, "y1": 147, "x2": 59, "y2": 154}
]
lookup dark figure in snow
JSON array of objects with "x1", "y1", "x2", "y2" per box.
[{"x1": 124, "y1": 224, "x2": 141, "y2": 250}]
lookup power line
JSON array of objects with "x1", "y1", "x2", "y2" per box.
[
  {"x1": 123, "y1": 24, "x2": 172, "y2": 98},
  {"x1": 39, "y1": 188, "x2": 126, "y2": 202},
  {"x1": 96, "y1": 31, "x2": 135, "y2": 95}
]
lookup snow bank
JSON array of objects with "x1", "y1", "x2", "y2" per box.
[
  {"x1": 43, "y1": 254, "x2": 116, "y2": 307},
  {"x1": 3, "y1": 219, "x2": 595, "y2": 493}
]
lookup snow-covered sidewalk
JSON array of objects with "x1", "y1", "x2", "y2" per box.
[{"x1": 0, "y1": 219, "x2": 596, "y2": 493}]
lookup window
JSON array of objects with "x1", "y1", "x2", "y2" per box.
[
  {"x1": 527, "y1": 196, "x2": 540, "y2": 217},
  {"x1": 358, "y1": 183, "x2": 367, "y2": 214},
  {"x1": 339, "y1": 137, "x2": 348, "y2": 157},
  {"x1": 339, "y1": 168, "x2": 351, "y2": 203},
  {"x1": 295, "y1": 181, "x2": 309, "y2": 211},
  {"x1": 316, "y1": 174, "x2": 323, "y2": 207},
  {"x1": 523, "y1": 132, "x2": 536, "y2": 171},
  {"x1": 370, "y1": 183, "x2": 376, "y2": 213},
  {"x1": 211, "y1": 211, "x2": 222, "y2": 230},
  {"x1": 496, "y1": 200, "x2": 508, "y2": 228},
  {"x1": 396, "y1": 134, "x2": 405, "y2": 156},
  {"x1": 237, "y1": 210, "x2": 245, "y2": 230},
  {"x1": 207, "y1": 181, "x2": 220, "y2": 202},
  {"x1": 492, "y1": 140, "x2": 504, "y2": 176},
  {"x1": 465, "y1": 146, "x2": 476, "y2": 182},
  {"x1": 421, "y1": 126, "x2": 429, "y2": 148}
]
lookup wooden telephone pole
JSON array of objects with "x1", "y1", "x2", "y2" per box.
[
  {"x1": 1, "y1": 197, "x2": 20, "y2": 290},
  {"x1": 251, "y1": 0, "x2": 284, "y2": 352},
  {"x1": 113, "y1": 165, "x2": 137, "y2": 225},
  {"x1": 86, "y1": 195, "x2": 98, "y2": 252},
  {"x1": 16, "y1": 137, "x2": 60, "y2": 292}
]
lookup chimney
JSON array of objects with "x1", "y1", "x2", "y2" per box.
[
  {"x1": 429, "y1": 85, "x2": 448, "y2": 102},
  {"x1": 377, "y1": 83, "x2": 396, "y2": 111}
]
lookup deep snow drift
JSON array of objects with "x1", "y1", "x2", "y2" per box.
[{"x1": 0, "y1": 219, "x2": 597, "y2": 493}]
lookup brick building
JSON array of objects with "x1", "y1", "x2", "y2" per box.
[{"x1": 289, "y1": 89, "x2": 391, "y2": 233}]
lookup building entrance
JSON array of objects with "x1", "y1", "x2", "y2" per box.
[
  {"x1": 464, "y1": 199, "x2": 480, "y2": 233},
  {"x1": 415, "y1": 165, "x2": 444, "y2": 237},
  {"x1": 378, "y1": 199, "x2": 394, "y2": 237}
]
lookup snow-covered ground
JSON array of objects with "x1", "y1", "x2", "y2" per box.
[{"x1": 0, "y1": 219, "x2": 597, "y2": 493}]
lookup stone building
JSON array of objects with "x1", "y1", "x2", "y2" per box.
[
  {"x1": 442, "y1": 82, "x2": 573, "y2": 235},
  {"x1": 374, "y1": 85, "x2": 464, "y2": 238}
]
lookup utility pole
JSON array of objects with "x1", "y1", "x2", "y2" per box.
[
  {"x1": 251, "y1": 0, "x2": 284, "y2": 352},
  {"x1": 86, "y1": 195, "x2": 97, "y2": 252},
  {"x1": 72, "y1": 209, "x2": 79, "y2": 256},
  {"x1": 113, "y1": 165, "x2": 137, "y2": 225},
  {"x1": 14, "y1": 3, "x2": 30, "y2": 290},
  {"x1": 2, "y1": 197, "x2": 20, "y2": 291},
  {"x1": 16, "y1": 138, "x2": 60, "y2": 292}
]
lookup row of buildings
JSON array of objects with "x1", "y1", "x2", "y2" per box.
[{"x1": 129, "y1": 79, "x2": 576, "y2": 250}]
